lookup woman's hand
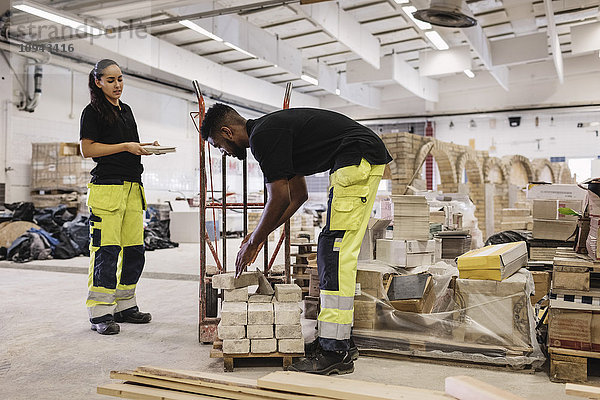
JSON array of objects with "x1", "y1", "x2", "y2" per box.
[{"x1": 124, "y1": 142, "x2": 151, "y2": 155}]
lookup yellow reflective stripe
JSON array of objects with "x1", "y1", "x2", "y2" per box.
[{"x1": 317, "y1": 307, "x2": 354, "y2": 325}]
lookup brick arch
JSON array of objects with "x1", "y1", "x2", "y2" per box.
[
  {"x1": 483, "y1": 157, "x2": 508, "y2": 183},
  {"x1": 532, "y1": 158, "x2": 555, "y2": 183},
  {"x1": 456, "y1": 152, "x2": 483, "y2": 184},
  {"x1": 414, "y1": 140, "x2": 457, "y2": 185},
  {"x1": 556, "y1": 162, "x2": 575, "y2": 183},
  {"x1": 502, "y1": 155, "x2": 535, "y2": 186}
]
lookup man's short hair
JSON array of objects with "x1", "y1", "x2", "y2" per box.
[{"x1": 201, "y1": 103, "x2": 238, "y2": 140}]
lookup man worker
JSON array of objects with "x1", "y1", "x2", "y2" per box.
[{"x1": 200, "y1": 104, "x2": 392, "y2": 375}]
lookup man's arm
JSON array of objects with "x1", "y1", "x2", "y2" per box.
[{"x1": 274, "y1": 175, "x2": 308, "y2": 228}]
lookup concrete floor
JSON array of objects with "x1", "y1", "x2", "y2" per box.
[{"x1": 0, "y1": 242, "x2": 579, "y2": 399}]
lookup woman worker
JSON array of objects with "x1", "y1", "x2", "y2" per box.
[{"x1": 80, "y1": 59, "x2": 158, "y2": 335}]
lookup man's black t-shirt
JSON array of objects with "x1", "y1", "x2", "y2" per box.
[
  {"x1": 247, "y1": 108, "x2": 392, "y2": 183},
  {"x1": 79, "y1": 101, "x2": 143, "y2": 182}
]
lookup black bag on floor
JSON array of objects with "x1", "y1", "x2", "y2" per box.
[
  {"x1": 5, "y1": 202, "x2": 35, "y2": 222},
  {"x1": 63, "y1": 215, "x2": 90, "y2": 257}
]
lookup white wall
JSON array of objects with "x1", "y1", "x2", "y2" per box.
[{"x1": 0, "y1": 53, "x2": 267, "y2": 205}]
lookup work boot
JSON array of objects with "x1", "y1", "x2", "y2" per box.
[
  {"x1": 114, "y1": 308, "x2": 152, "y2": 324},
  {"x1": 305, "y1": 338, "x2": 359, "y2": 361},
  {"x1": 91, "y1": 320, "x2": 120, "y2": 335},
  {"x1": 289, "y1": 349, "x2": 354, "y2": 375}
]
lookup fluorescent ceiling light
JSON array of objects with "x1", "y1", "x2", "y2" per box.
[
  {"x1": 402, "y1": 6, "x2": 431, "y2": 30},
  {"x1": 393, "y1": 0, "x2": 409, "y2": 3},
  {"x1": 13, "y1": 1, "x2": 104, "y2": 35},
  {"x1": 179, "y1": 19, "x2": 223, "y2": 42},
  {"x1": 301, "y1": 74, "x2": 318, "y2": 86},
  {"x1": 335, "y1": 88, "x2": 341, "y2": 95},
  {"x1": 464, "y1": 69, "x2": 475, "y2": 78},
  {"x1": 224, "y1": 42, "x2": 257, "y2": 58},
  {"x1": 425, "y1": 31, "x2": 449, "y2": 50}
]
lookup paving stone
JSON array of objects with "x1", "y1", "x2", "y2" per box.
[
  {"x1": 247, "y1": 302, "x2": 273, "y2": 325},
  {"x1": 223, "y1": 339, "x2": 250, "y2": 354},
  {"x1": 220, "y1": 302, "x2": 247, "y2": 326},
  {"x1": 248, "y1": 294, "x2": 273, "y2": 303},
  {"x1": 274, "y1": 302, "x2": 301, "y2": 325},
  {"x1": 251, "y1": 338, "x2": 277, "y2": 354},
  {"x1": 247, "y1": 324, "x2": 274, "y2": 339},
  {"x1": 275, "y1": 324, "x2": 302, "y2": 339},
  {"x1": 278, "y1": 338, "x2": 304, "y2": 354},
  {"x1": 274, "y1": 284, "x2": 302, "y2": 302},
  {"x1": 223, "y1": 287, "x2": 248, "y2": 302},
  {"x1": 217, "y1": 322, "x2": 245, "y2": 340},
  {"x1": 212, "y1": 272, "x2": 258, "y2": 289}
]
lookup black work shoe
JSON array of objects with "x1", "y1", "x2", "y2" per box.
[
  {"x1": 305, "y1": 339, "x2": 359, "y2": 361},
  {"x1": 91, "y1": 320, "x2": 120, "y2": 335},
  {"x1": 288, "y1": 350, "x2": 354, "y2": 375},
  {"x1": 114, "y1": 310, "x2": 152, "y2": 324}
]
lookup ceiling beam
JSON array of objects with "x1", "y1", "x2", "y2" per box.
[
  {"x1": 544, "y1": 0, "x2": 564, "y2": 84},
  {"x1": 462, "y1": 24, "x2": 509, "y2": 91},
  {"x1": 295, "y1": 2, "x2": 381, "y2": 69}
]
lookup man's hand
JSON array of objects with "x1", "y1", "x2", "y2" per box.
[
  {"x1": 241, "y1": 233, "x2": 264, "y2": 264},
  {"x1": 235, "y1": 237, "x2": 262, "y2": 278}
]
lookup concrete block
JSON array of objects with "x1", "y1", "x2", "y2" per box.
[
  {"x1": 223, "y1": 287, "x2": 248, "y2": 302},
  {"x1": 278, "y1": 338, "x2": 304, "y2": 354},
  {"x1": 275, "y1": 324, "x2": 303, "y2": 339},
  {"x1": 247, "y1": 324, "x2": 274, "y2": 339},
  {"x1": 220, "y1": 302, "x2": 247, "y2": 326},
  {"x1": 248, "y1": 302, "x2": 274, "y2": 325},
  {"x1": 223, "y1": 339, "x2": 250, "y2": 354},
  {"x1": 248, "y1": 294, "x2": 273, "y2": 303},
  {"x1": 212, "y1": 272, "x2": 258, "y2": 289},
  {"x1": 217, "y1": 322, "x2": 246, "y2": 340},
  {"x1": 274, "y1": 284, "x2": 302, "y2": 302},
  {"x1": 274, "y1": 302, "x2": 301, "y2": 325},
  {"x1": 251, "y1": 338, "x2": 277, "y2": 354}
]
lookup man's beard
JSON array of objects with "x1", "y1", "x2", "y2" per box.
[{"x1": 233, "y1": 145, "x2": 247, "y2": 160}]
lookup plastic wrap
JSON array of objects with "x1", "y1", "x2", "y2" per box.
[{"x1": 353, "y1": 267, "x2": 544, "y2": 369}]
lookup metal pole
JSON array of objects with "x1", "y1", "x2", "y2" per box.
[
  {"x1": 222, "y1": 155, "x2": 227, "y2": 272},
  {"x1": 243, "y1": 158, "x2": 248, "y2": 237}
]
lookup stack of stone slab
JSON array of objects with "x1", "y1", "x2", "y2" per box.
[{"x1": 212, "y1": 272, "x2": 304, "y2": 355}]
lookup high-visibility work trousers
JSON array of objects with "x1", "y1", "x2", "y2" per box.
[
  {"x1": 86, "y1": 180, "x2": 147, "y2": 323},
  {"x1": 317, "y1": 159, "x2": 384, "y2": 351}
]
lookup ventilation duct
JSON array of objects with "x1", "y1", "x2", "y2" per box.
[{"x1": 413, "y1": 0, "x2": 477, "y2": 28}]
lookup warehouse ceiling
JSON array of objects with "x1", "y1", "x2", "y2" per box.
[{"x1": 3, "y1": 0, "x2": 600, "y2": 114}]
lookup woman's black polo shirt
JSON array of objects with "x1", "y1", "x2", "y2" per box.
[{"x1": 79, "y1": 100, "x2": 143, "y2": 183}]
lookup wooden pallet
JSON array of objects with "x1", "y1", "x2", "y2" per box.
[
  {"x1": 549, "y1": 347, "x2": 600, "y2": 383},
  {"x1": 210, "y1": 342, "x2": 303, "y2": 372}
]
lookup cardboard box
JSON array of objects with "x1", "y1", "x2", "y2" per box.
[
  {"x1": 454, "y1": 269, "x2": 533, "y2": 346},
  {"x1": 530, "y1": 271, "x2": 551, "y2": 304},
  {"x1": 527, "y1": 183, "x2": 587, "y2": 201},
  {"x1": 533, "y1": 200, "x2": 559, "y2": 220},
  {"x1": 457, "y1": 241, "x2": 528, "y2": 281},
  {"x1": 548, "y1": 308, "x2": 600, "y2": 352},
  {"x1": 552, "y1": 266, "x2": 590, "y2": 291},
  {"x1": 387, "y1": 275, "x2": 435, "y2": 314},
  {"x1": 356, "y1": 267, "x2": 385, "y2": 299},
  {"x1": 587, "y1": 191, "x2": 600, "y2": 217},
  {"x1": 376, "y1": 239, "x2": 436, "y2": 267},
  {"x1": 358, "y1": 218, "x2": 391, "y2": 261},
  {"x1": 533, "y1": 219, "x2": 577, "y2": 241},
  {"x1": 559, "y1": 200, "x2": 583, "y2": 220},
  {"x1": 353, "y1": 295, "x2": 377, "y2": 329}
]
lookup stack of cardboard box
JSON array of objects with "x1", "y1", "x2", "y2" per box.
[
  {"x1": 500, "y1": 208, "x2": 532, "y2": 231},
  {"x1": 392, "y1": 195, "x2": 430, "y2": 241},
  {"x1": 375, "y1": 238, "x2": 441, "y2": 267},
  {"x1": 528, "y1": 184, "x2": 585, "y2": 242}
]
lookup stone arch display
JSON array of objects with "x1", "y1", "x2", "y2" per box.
[
  {"x1": 414, "y1": 140, "x2": 457, "y2": 192},
  {"x1": 483, "y1": 157, "x2": 508, "y2": 184},
  {"x1": 456, "y1": 152, "x2": 484, "y2": 184},
  {"x1": 532, "y1": 158, "x2": 555, "y2": 183},
  {"x1": 503, "y1": 155, "x2": 535, "y2": 186},
  {"x1": 556, "y1": 162, "x2": 575, "y2": 183}
]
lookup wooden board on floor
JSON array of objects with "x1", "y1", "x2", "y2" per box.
[
  {"x1": 131, "y1": 367, "x2": 329, "y2": 400},
  {"x1": 444, "y1": 376, "x2": 525, "y2": 400},
  {"x1": 98, "y1": 382, "x2": 215, "y2": 400},
  {"x1": 257, "y1": 371, "x2": 454, "y2": 400},
  {"x1": 566, "y1": 383, "x2": 600, "y2": 399}
]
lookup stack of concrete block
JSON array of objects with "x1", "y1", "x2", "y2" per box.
[{"x1": 213, "y1": 272, "x2": 304, "y2": 355}]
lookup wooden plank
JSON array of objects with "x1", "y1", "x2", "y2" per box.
[
  {"x1": 444, "y1": 376, "x2": 525, "y2": 400},
  {"x1": 257, "y1": 371, "x2": 454, "y2": 400},
  {"x1": 133, "y1": 367, "x2": 327, "y2": 400},
  {"x1": 97, "y1": 382, "x2": 214, "y2": 399},
  {"x1": 565, "y1": 383, "x2": 600, "y2": 399},
  {"x1": 110, "y1": 371, "x2": 265, "y2": 400},
  {"x1": 549, "y1": 347, "x2": 600, "y2": 359}
]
